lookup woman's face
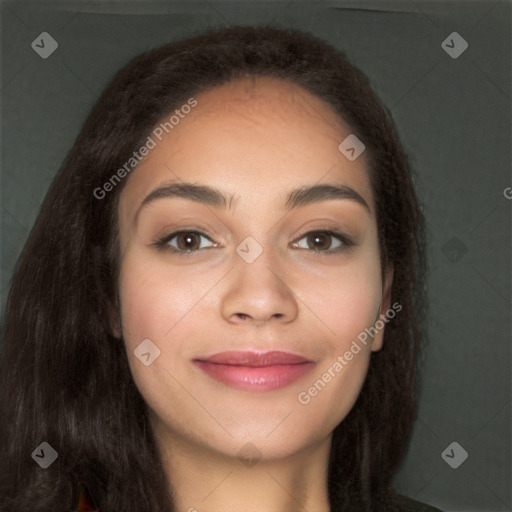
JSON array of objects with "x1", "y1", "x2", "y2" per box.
[{"x1": 117, "y1": 76, "x2": 393, "y2": 461}]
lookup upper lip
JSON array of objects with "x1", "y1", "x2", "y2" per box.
[{"x1": 194, "y1": 350, "x2": 313, "y2": 367}]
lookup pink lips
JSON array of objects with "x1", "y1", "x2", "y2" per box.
[{"x1": 193, "y1": 350, "x2": 316, "y2": 391}]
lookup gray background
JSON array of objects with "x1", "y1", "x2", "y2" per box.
[{"x1": 1, "y1": 1, "x2": 510, "y2": 511}]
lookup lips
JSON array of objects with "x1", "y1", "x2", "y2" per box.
[
  {"x1": 193, "y1": 350, "x2": 316, "y2": 391},
  {"x1": 199, "y1": 350, "x2": 312, "y2": 366}
]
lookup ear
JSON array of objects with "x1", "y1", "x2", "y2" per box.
[
  {"x1": 106, "y1": 299, "x2": 122, "y2": 339},
  {"x1": 371, "y1": 264, "x2": 394, "y2": 352}
]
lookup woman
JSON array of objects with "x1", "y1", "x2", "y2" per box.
[{"x1": 0, "y1": 25, "x2": 441, "y2": 511}]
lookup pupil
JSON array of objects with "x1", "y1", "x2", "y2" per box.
[
  {"x1": 310, "y1": 232, "x2": 330, "y2": 250},
  {"x1": 179, "y1": 232, "x2": 198, "y2": 250}
]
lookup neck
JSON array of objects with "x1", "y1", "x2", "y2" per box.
[{"x1": 152, "y1": 423, "x2": 332, "y2": 512}]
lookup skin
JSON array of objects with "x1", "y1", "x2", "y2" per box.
[{"x1": 116, "y1": 76, "x2": 393, "y2": 512}]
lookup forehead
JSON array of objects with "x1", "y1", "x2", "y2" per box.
[
  {"x1": 119, "y1": 76, "x2": 374, "y2": 223},
  {"x1": 192, "y1": 75, "x2": 339, "y2": 119},
  {"x1": 185, "y1": 75, "x2": 352, "y2": 145}
]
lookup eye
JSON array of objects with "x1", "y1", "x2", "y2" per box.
[
  {"x1": 291, "y1": 230, "x2": 353, "y2": 254},
  {"x1": 153, "y1": 228, "x2": 354, "y2": 256},
  {"x1": 154, "y1": 230, "x2": 217, "y2": 253}
]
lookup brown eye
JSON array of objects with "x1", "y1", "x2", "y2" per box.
[
  {"x1": 292, "y1": 230, "x2": 352, "y2": 254},
  {"x1": 176, "y1": 232, "x2": 202, "y2": 251},
  {"x1": 157, "y1": 230, "x2": 216, "y2": 252},
  {"x1": 306, "y1": 232, "x2": 333, "y2": 251}
]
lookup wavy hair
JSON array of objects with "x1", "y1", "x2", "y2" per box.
[{"x1": 0, "y1": 25, "x2": 428, "y2": 511}]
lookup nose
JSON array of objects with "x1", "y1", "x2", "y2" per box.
[{"x1": 220, "y1": 248, "x2": 299, "y2": 326}]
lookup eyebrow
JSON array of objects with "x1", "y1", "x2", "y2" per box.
[{"x1": 134, "y1": 181, "x2": 370, "y2": 224}]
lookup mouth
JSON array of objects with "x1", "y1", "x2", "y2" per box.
[{"x1": 193, "y1": 350, "x2": 316, "y2": 391}]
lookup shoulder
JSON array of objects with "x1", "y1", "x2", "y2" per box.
[{"x1": 393, "y1": 493, "x2": 444, "y2": 512}]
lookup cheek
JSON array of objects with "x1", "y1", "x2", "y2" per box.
[
  {"x1": 117, "y1": 248, "x2": 225, "y2": 393},
  {"x1": 292, "y1": 251, "x2": 382, "y2": 423},
  {"x1": 302, "y1": 252, "x2": 383, "y2": 351},
  {"x1": 118, "y1": 249, "x2": 207, "y2": 346},
  {"x1": 334, "y1": 273, "x2": 381, "y2": 347},
  {"x1": 117, "y1": 250, "x2": 202, "y2": 417}
]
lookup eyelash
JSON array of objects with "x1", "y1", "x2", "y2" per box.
[{"x1": 152, "y1": 228, "x2": 355, "y2": 256}]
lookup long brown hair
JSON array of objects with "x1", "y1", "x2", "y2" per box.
[{"x1": 0, "y1": 25, "x2": 427, "y2": 511}]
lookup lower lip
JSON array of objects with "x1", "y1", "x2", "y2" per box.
[{"x1": 194, "y1": 361, "x2": 316, "y2": 391}]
